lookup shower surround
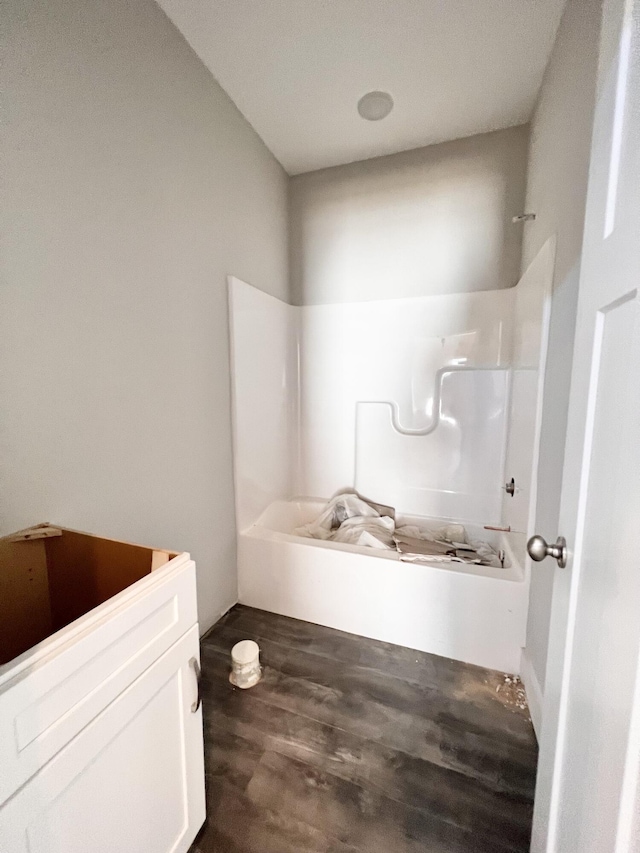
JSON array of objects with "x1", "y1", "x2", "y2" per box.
[{"x1": 228, "y1": 239, "x2": 554, "y2": 671}]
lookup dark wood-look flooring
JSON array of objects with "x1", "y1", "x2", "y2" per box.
[{"x1": 190, "y1": 605, "x2": 538, "y2": 853}]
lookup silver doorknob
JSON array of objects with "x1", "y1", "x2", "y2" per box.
[{"x1": 527, "y1": 534, "x2": 567, "y2": 569}]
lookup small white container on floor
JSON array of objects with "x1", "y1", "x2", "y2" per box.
[{"x1": 229, "y1": 639, "x2": 262, "y2": 688}]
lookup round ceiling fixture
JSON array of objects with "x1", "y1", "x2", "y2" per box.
[{"x1": 357, "y1": 91, "x2": 394, "y2": 121}]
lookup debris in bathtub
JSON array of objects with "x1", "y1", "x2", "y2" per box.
[
  {"x1": 295, "y1": 490, "x2": 396, "y2": 549},
  {"x1": 394, "y1": 533, "x2": 457, "y2": 559},
  {"x1": 297, "y1": 490, "x2": 510, "y2": 568},
  {"x1": 395, "y1": 524, "x2": 507, "y2": 568}
]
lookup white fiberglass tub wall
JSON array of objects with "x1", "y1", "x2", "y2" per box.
[
  {"x1": 228, "y1": 238, "x2": 554, "y2": 672},
  {"x1": 228, "y1": 280, "x2": 298, "y2": 533},
  {"x1": 300, "y1": 290, "x2": 512, "y2": 523}
]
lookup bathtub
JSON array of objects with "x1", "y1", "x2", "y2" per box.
[{"x1": 237, "y1": 499, "x2": 529, "y2": 673}]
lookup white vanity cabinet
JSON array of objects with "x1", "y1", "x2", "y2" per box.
[{"x1": 0, "y1": 525, "x2": 206, "y2": 853}]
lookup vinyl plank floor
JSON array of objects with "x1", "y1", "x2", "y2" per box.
[{"x1": 190, "y1": 605, "x2": 538, "y2": 853}]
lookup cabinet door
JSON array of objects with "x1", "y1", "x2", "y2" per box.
[{"x1": 0, "y1": 625, "x2": 205, "y2": 853}]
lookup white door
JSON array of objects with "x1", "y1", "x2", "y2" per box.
[
  {"x1": 532, "y1": 0, "x2": 640, "y2": 850},
  {"x1": 0, "y1": 625, "x2": 206, "y2": 853}
]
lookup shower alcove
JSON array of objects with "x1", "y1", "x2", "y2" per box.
[{"x1": 228, "y1": 239, "x2": 555, "y2": 673}]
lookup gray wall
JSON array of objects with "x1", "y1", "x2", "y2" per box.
[
  {"x1": 289, "y1": 125, "x2": 529, "y2": 305},
  {"x1": 522, "y1": 0, "x2": 602, "y2": 693},
  {"x1": 1, "y1": 0, "x2": 289, "y2": 632}
]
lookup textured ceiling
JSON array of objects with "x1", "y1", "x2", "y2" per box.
[{"x1": 156, "y1": 0, "x2": 567, "y2": 174}]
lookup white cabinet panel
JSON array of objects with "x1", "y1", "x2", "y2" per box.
[
  {"x1": 0, "y1": 557, "x2": 198, "y2": 806},
  {"x1": 0, "y1": 624, "x2": 205, "y2": 853}
]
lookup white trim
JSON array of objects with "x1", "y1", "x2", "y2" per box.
[{"x1": 521, "y1": 646, "x2": 544, "y2": 740}]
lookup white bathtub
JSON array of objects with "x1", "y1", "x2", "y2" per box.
[{"x1": 237, "y1": 499, "x2": 529, "y2": 673}]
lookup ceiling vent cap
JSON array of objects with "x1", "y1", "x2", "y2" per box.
[{"x1": 357, "y1": 91, "x2": 394, "y2": 121}]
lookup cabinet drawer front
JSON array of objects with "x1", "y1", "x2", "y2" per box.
[
  {"x1": 0, "y1": 625, "x2": 205, "y2": 853},
  {"x1": 0, "y1": 558, "x2": 197, "y2": 805}
]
